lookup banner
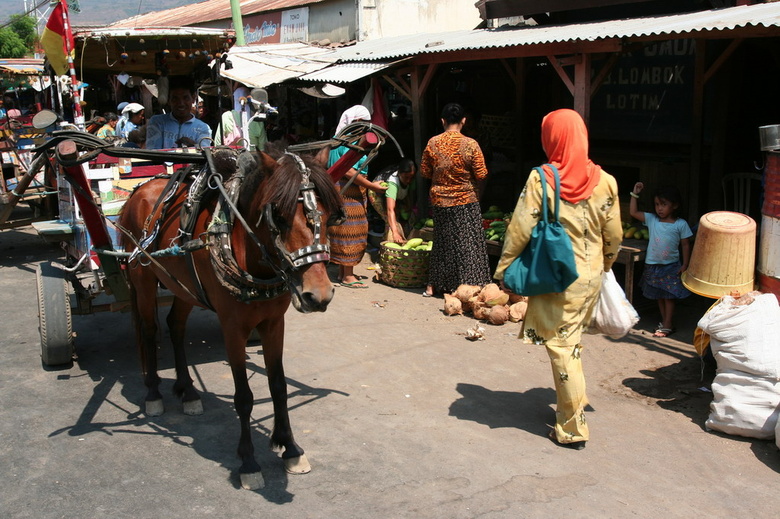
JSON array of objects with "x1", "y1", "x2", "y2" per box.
[{"x1": 41, "y1": 1, "x2": 75, "y2": 76}]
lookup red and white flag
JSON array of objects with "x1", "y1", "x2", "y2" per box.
[{"x1": 41, "y1": 0, "x2": 75, "y2": 76}]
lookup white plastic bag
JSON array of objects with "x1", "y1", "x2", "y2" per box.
[
  {"x1": 590, "y1": 270, "x2": 639, "y2": 339},
  {"x1": 706, "y1": 368, "x2": 780, "y2": 440}
]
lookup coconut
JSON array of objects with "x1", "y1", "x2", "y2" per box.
[
  {"x1": 462, "y1": 296, "x2": 478, "y2": 314},
  {"x1": 478, "y1": 283, "x2": 503, "y2": 304},
  {"x1": 453, "y1": 284, "x2": 482, "y2": 303},
  {"x1": 486, "y1": 291, "x2": 509, "y2": 307},
  {"x1": 508, "y1": 301, "x2": 528, "y2": 322},
  {"x1": 506, "y1": 291, "x2": 526, "y2": 304},
  {"x1": 472, "y1": 301, "x2": 491, "y2": 321},
  {"x1": 487, "y1": 304, "x2": 510, "y2": 325},
  {"x1": 443, "y1": 294, "x2": 463, "y2": 316}
]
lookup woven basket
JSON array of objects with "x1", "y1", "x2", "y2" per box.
[{"x1": 378, "y1": 241, "x2": 430, "y2": 288}]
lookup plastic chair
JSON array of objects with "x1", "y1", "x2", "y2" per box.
[{"x1": 722, "y1": 172, "x2": 763, "y2": 218}]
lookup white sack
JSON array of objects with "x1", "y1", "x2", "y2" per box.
[
  {"x1": 698, "y1": 293, "x2": 780, "y2": 379},
  {"x1": 706, "y1": 369, "x2": 780, "y2": 440}
]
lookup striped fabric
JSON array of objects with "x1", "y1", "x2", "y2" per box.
[{"x1": 327, "y1": 181, "x2": 368, "y2": 266}]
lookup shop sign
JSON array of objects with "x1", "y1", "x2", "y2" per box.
[
  {"x1": 243, "y1": 8, "x2": 309, "y2": 45},
  {"x1": 590, "y1": 39, "x2": 696, "y2": 143}
]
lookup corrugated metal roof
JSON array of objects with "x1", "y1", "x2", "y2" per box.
[
  {"x1": 76, "y1": 27, "x2": 232, "y2": 39},
  {"x1": 221, "y1": 43, "x2": 339, "y2": 88},
  {"x1": 297, "y1": 59, "x2": 406, "y2": 84},
  {"x1": 333, "y1": 3, "x2": 780, "y2": 61},
  {"x1": 109, "y1": 0, "x2": 323, "y2": 29}
]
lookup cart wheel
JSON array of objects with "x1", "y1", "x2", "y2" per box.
[{"x1": 36, "y1": 261, "x2": 73, "y2": 366}]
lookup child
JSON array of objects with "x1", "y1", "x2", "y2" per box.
[{"x1": 629, "y1": 182, "x2": 693, "y2": 337}]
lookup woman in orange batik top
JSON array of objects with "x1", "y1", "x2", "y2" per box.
[{"x1": 420, "y1": 102, "x2": 491, "y2": 297}]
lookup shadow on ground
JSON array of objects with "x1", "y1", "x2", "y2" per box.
[
  {"x1": 449, "y1": 383, "x2": 557, "y2": 439},
  {"x1": 48, "y1": 307, "x2": 347, "y2": 502}
]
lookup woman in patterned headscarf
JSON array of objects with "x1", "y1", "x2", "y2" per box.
[
  {"x1": 494, "y1": 109, "x2": 623, "y2": 450},
  {"x1": 327, "y1": 105, "x2": 387, "y2": 288}
]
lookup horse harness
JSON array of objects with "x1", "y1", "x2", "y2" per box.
[{"x1": 128, "y1": 148, "x2": 332, "y2": 306}]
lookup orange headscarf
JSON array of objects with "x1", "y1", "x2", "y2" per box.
[{"x1": 540, "y1": 109, "x2": 601, "y2": 204}]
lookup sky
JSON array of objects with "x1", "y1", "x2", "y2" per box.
[{"x1": 1, "y1": 0, "x2": 196, "y2": 26}]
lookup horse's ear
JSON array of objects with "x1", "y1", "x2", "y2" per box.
[
  {"x1": 313, "y1": 145, "x2": 331, "y2": 168},
  {"x1": 257, "y1": 151, "x2": 278, "y2": 176}
]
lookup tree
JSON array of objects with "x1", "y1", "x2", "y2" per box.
[
  {"x1": 0, "y1": 28, "x2": 27, "y2": 58},
  {"x1": 9, "y1": 14, "x2": 37, "y2": 49},
  {"x1": 0, "y1": 14, "x2": 37, "y2": 58}
]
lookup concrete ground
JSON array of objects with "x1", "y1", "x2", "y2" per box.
[{"x1": 1, "y1": 219, "x2": 778, "y2": 519}]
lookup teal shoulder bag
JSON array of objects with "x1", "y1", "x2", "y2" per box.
[{"x1": 503, "y1": 164, "x2": 579, "y2": 296}]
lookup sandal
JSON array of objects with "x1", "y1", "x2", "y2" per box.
[
  {"x1": 548, "y1": 430, "x2": 586, "y2": 450},
  {"x1": 339, "y1": 281, "x2": 368, "y2": 289},
  {"x1": 653, "y1": 327, "x2": 675, "y2": 338}
]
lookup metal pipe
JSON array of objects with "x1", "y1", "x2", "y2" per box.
[{"x1": 230, "y1": 0, "x2": 246, "y2": 46}]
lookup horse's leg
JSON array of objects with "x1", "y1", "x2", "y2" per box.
[
  {"x1": 166, "y1": 297, "x2": 202, "y2": 416},
  {"x1": 128, "y1": 271, "x2": 164, "y2": 417},
  {"x1": 257, "y1": 318, "x2": 311, "y2": 475},
  {"x1": 220, "y1": 319, "x2": 263, "y2": 490}
]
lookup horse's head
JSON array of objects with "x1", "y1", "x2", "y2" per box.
[{"x1": 251, "y1": 148, "x2": 344, "y2": 313}]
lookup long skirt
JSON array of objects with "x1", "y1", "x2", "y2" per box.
[
  {"x1": 328, "y1": 182, "x2": 368, "y2": 266},
  {"x1": 429, "y1": 202, "x2": 492, "y2": 293},
  {"x1": 547, "y1": 343, "x2": 589, "y2": 443}
]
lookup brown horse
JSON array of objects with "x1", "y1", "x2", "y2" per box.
[{"x1": 118, "y1": 147, "x2": 343, "y2": 490}]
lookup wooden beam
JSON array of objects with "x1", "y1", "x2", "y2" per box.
[
  {"x1": 590, "y1": 53, "x2": 620, "y2": 99},
  {"x1": 418, "y1": 63, "x2": 439, "y2": 98},
  {"x1": 413, "y1": 40, "x2": 623, "y2": 64},
  {"x1": 383, "y1": 74, "x2": 411, "y2": 101},
  {"x1": 574, "y1": 53, "x2": 592, "y2": 124},
  {"x1": 704, "y1": 38, "x2": 743, "y2": 84},
  {"x1": 547, "y1": 55, "x2": 575, "y2": 95}
]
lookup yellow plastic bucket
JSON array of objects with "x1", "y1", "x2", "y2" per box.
[{"x1": 682, "y1": 211, "x2": 757, "y2": 298}]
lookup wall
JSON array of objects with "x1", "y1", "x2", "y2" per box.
[
  {"x1": 308, "y1": 0, "x2": 357, "y2": 44},
  {"x1": 358, "y1": 0, "x2": 482, "y2": 40}
]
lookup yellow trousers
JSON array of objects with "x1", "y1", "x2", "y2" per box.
[{"x1": 546, "y1": 343, "x2": 589, "y2": 443}]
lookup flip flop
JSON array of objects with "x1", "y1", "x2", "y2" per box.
[
  {"x1": 340, "y1": 281, "x2": 368, "y2": 289},
  {"x1": 653, "y1": 327, "x2": 675, "y2": 338}
]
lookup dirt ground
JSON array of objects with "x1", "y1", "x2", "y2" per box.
[{"x1": 1, "y1": 218, "x2": 779, "y2": 518}]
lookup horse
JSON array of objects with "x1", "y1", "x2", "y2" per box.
[{"x1": 117, "y1": 146, "x2": 344, "y2": 490}]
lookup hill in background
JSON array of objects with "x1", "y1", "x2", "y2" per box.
[{"x1": 1, "y1": 0, "x2": 196, "y2": 27}]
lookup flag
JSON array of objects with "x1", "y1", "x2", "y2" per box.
[{"x1": 41, "y1": 1, "x2": 75, "y2": 76}]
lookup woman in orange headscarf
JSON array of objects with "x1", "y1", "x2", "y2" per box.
[{"x1": 494, "y1": 109, "x2": 623, "y2": 450}]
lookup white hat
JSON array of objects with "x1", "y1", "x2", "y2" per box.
[{"x1": 122, "y1": 102, "x2": 144, "y2": 114}]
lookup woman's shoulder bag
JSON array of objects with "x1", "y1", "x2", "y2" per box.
[{"x1": 503, "y1": 164, "x2": 579, "y2": 296}]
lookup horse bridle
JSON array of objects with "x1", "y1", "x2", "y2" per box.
[{"x1": 260, "y1": 152, "x2": 340, "y2": 272}]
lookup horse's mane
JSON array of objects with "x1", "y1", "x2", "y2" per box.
[{"x1": 244, "y1": 143, "x2": 343, "y2": 226}]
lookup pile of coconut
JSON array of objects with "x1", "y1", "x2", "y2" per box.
[{"x1": 443, "y1": 283, "x2": 527, "y2": 325}]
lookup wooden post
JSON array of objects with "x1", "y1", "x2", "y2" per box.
[
  {"x1": 574, "y1": 53, "x2": 592, "y2": 124},
  {"x1": 691, "y1": 39, "x2": 706, "y2": 219}
]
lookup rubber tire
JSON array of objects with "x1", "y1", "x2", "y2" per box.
[{"x1": 36, "y1": 261, "x2": 73, "y2": 366}]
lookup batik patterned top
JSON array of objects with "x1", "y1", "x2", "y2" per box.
[{"x1": 420, "y1": 130, "x2": 488, "y2": 207}]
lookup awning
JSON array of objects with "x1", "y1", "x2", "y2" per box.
[
  {"x1": 0, "y1": 59, "x2": 45, "y2": 75},
  {"x1": 331, "y1": 3, "x2": 780, "y2": 62},
  {"x1": 222, "y1": 44, "x2": 401, "y2": 89},
  {"x1": 221, "y1": 43, "x2": 339, "y2": 88}
]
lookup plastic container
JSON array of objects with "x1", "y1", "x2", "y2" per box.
[
  {"x1": 682, "y1": 211, "x2": 757, "y2": 298},
  {"x1": 759, "y1": 124, "x2": 780, "y2": 152}
]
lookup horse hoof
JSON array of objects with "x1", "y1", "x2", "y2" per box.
[
  {"x1": 145, "y1": 399, "x2": 164, "y2": 417},
  {"x1": 284, "y1": 454, "x2": 311, "y2": 474},
  {"x1": 240, "y1": 471, "x2": 264, "y2": 490},
  {"x1": 183, "y1": 399, "x2": 203, "y2": 415}
]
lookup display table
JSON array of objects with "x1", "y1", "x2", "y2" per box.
[
  {"x1": 615, "y1": 239, "x2": 647, "y2": 303},
  {"x1": 486, "y1": 238, "x2": 647, "y2": 303}
]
